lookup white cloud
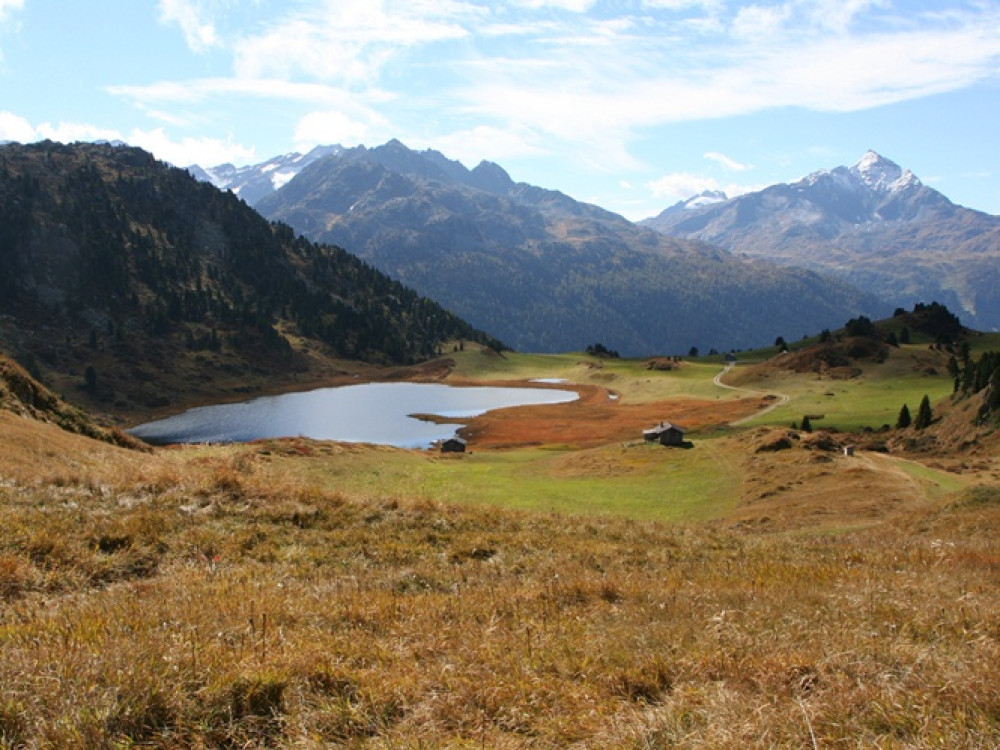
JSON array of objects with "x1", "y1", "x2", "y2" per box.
[
  {"x1": 231, "y1": 0, "x2": 474, "y2": 83},
  {"x1": 647, "y1": 172, "x2": 723, "y2": 200},
  {"x1": 293, "y1": 110, "x2": 389, "y2": 150},
  {"x1": 509, "y1": 0, "x2": 596, "y2": 12},
  {"x1": 0, "y1": 113, "x2": 257, "y2": 167},
  {"x1": 731, "y1": 3, "x2": 793, "y2": 39},
  {"x1": 419, "y1": 125, "x2": 547, "y2": 166},
  {"x1": 806, "y1": 0, "x2": 887, "y2": 34},
  {"x1": 0, "y1": 116, "x2": 128, "y2": 147},
  {"x1": 456, "y1": 1, "x2": 1000, "y2": 163},
  {"x1": 36, "y1": 122, "x2": 122, "y2": 144},
  {"x1": 646, "y1": 171, "x2": 761, "y2": 202},
  {"x1": 108, "y1": 77, "x2": 395, "y2": 109},
  {"x1": 127, "y1": 127, "x2": 257, "y2": 166},
  {"x1": 100, "y1": 0, "x2": 1000, "y2": 183},
  {"x1": 157, "y1": 0, "x2": 220, "y2": 53},
  {"x1": 0, "y1": 111, "x2": 34, "y2": 142},
  {"x1": 704, "y1": 151, "x2": 750, "y2": 171},
  {"x1": 0, "y1": 0, "x2": 23, "y2": 23}
]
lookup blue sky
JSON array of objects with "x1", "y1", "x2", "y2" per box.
[{"x1": 2, "y1": 0, "x2": 1000, "y2": 220}]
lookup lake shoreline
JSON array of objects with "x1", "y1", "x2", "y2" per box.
[{"x1": 128, "y1": 381, "x2": 581, "y2": 449}]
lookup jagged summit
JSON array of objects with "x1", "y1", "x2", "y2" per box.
[
  {"x1": 850, "y1": 150, "x2": 921, "y2": 193},
  {"x1": 799, "y1": 150, "x2": 921, "y2": 196}
]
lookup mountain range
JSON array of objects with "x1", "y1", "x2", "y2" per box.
[
  {"x1": 641, "y1": 150, "x2": 1000, "y2": 330},
  {"x1": 193, "y1": 140, "x2": 886, "y2": 355}
]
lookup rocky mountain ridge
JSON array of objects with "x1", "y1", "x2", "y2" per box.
[
  {"x1": 205, "y1": 140, "x2": 885, "y2": 355},
  {"x1": 641, "y1": 152, "x2": 1000, "y2": 329}
]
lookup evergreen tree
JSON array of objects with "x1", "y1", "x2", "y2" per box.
[
  {"x1": 896, "y1": 403, "x2": 912, "y2": 429},
  {"x1": 801, "y1": 415, "x2": 812, "y2": 432},
  {"x1": 83, "y1": 365, "x2": 97, "y2": 391},
  {"x1": 914, "y1": 395, "x2": 933, "y2": 430}
]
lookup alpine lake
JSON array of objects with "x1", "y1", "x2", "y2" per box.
[{"x1": 129, "y1": 381, "x2": 578, "y2": 449}]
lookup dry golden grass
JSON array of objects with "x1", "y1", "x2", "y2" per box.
[{"x1": 1, "y1": 413, "x2": 999, "y2": 747}]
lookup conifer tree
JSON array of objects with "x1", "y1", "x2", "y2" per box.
[
  {"x1": 914, "y1": 395, "x2": 933, "y2": 430},
  {"x1": 896, "y1": 403, "x2": 912, "y2": 429}
]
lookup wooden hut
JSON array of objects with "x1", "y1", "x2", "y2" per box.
[
  {"x1": 441, "y1": 437, "x2": 467, "y2": 453},
  {"x1": 643, "y1": 421, "x2": 686, "y2": 447}
]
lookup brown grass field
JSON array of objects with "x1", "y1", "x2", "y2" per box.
[{"x1": 2, "y1": 350, "x2": 1000, "y2": 748}]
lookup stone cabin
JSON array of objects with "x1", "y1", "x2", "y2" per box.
[{"x1": 643, "y1": 421, "x2": 686, "y2": 447}]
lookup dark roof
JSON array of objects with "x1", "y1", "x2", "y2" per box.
[{"x1": 644, "y1": 420, "x2": 685, "y2": 436}]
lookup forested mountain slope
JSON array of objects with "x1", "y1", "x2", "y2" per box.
[{"x1": 0, "y1": 141, "x2": 499, "y2": 414}]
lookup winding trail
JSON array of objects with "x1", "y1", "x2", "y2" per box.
[{"x1": 714, "y1": 363, "x2": 791, "y2": 426}]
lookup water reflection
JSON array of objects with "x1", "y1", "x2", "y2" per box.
[{"x1": 129, "y1": 382, "x2": 578, "y2": 449}]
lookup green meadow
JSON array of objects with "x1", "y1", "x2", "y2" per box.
[
  {"x1": 252, "y1": 340, "x2": 965, "y2": 524},
  {"x1": 270, "y1": 438, "x2": 742, "y2": 523}
]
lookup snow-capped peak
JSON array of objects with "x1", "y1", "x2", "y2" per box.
[{"x1": 851, "y1": 150, "x2": 920, "y2": 193}]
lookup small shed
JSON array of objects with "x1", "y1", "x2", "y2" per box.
[
  {"x1": 643, "y1": 421, "x2": 686, "y2": 447},
  {"x1": 441, "y1": 437, "x2": 467, "y2": 453}
]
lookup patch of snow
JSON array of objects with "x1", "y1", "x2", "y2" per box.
[
  {"x1": 530, "y1": 378, "x2": 569, "y2": 384},
  {"x1": 851, "y1": 150, "x2": 922, "y2": 194},
  {"x1": 684, "y1": 190, "x2": 728, "y2": 209},
  {"x1": 271, "y1": 171, "x2": 296, "y2": 190}
]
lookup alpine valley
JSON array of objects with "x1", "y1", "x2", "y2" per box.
[
  {"x1": 193, "y1": 140, "x2": 888, "y2": 355},
  {"x1": 641, "y1": 150, "x2": 1000, "y2": 331},
  {"x1": 4, "y1": 138, "x2": 1000, "y2": 748}
]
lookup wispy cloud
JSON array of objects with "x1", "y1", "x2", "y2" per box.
[
  {"x1": 418, "y1": 125, "x2": 547, "y2": 166},
  {"x1": 704, "y1": 152, "x2": 750, "y2": 171},
  {"x1": 108, "y1": 77, "x2": 395, "y2": 110},
  {"x1": 157, "y1": 0, "x2": 220, "y2": 53},
  {"x1": 102, "y1": 0, "x2": 1000, "y2": 173},
  {"x1": 231, "y1": 0, "x2": 476, "y2": 84},
  {"x1": 0, "y1": 0, "x2": 23, "y2": 24}
]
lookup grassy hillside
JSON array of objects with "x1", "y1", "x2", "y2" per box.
[
  {"x1": 2, "y1": 331, "x2": 1000, "y2": 746},
  {"x1": 1, "y1": 413, "x2": 998, "y2": 746}
]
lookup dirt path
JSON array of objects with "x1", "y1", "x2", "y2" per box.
[{"x1": 714, "y1": 363, "x2": 791, "y2": 426}]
